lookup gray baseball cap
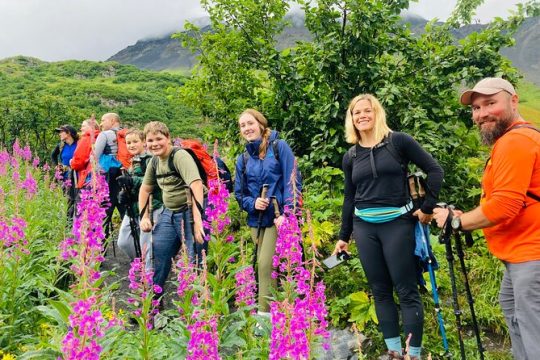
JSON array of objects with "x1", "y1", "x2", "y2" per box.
[{"x1": 460, "y1": 77, "x2": 516, "y2": 105}]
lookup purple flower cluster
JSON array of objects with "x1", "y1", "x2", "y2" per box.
[
  {"x1": 12, "y1": 139, "x2": 32, "y2": 161},
  {"x1": 269, "y1": 210, "x2": 330, "y2": 358},
  {"x1": 176, "y1": 255, "x2": 200, "y2": 315},
  {"x1": 272, "y1": 210, "x2": 303, "y2": 279},
  {"x1": 0, "y1": 216, "x2": 29, "y2": 257},
  {"x1": 0, "y1": 150, "x2": 10, "y2": 176},
  {"x1": 60, "y1": 173, "x2": 109, "y2": 284},
  {"x1": 204, "y1": 178, "x2": 231, "y2": 239},
  {"x1": 234, "y1": 266, "x2": 257, "y2": 310},
  {"x1": 61, "y1": 296, "x2": 104, "y2": 360},
  {"x1": 20, "y1": 170, "x2": 38, "y2": 199},
  {"x1": 186, "y1": 317, "x2": 221, "y2": 360},
  {"x1": 127, "y1": 257, "x2": 162, "y2": 329}
]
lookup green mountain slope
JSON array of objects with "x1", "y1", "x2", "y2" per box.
[{"x1": 0, "y1": 56, "x2": 201, "y2": 159}]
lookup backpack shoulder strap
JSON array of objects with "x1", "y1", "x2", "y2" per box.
[
  {"x1": 347, "y1": 145, "x2": 356, "y2": 159},
  {"x1": 167, "y1": 147, "x2": 182, "y2": 179},
  {"x1": 510, "y1": 124, "x2": 540, "y2": 133},
  {"x1": 384, "y1": 132, "x2": 407, "y2": 172},
  {"x1": 272, "y1": 139, "x2": 280, "y2": 162}
]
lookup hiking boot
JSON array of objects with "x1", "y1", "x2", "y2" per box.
[{"x1": 386, "y1": 350, "x2": 404, "y2": 360}]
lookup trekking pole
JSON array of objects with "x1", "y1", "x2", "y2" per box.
[
  {"x1": 437, "y1": 203, "x2": 466, "y2": 359},
  {"x1": 413, "y1": 179, "x2": 449, "y2": 353},
  {"x1": 418, "y1": 223, "x2": 449, "y2": 354},
  {"x1": 454, "y1": 230, "x2": 485, "y2": 359},
  {"x1": 120, "y1": 170, "x2": 142, "y2": 258},
  {"x1": 148, "y1": 194, "x2": 154, "y2": 269},
  {"x1": 253, "y1": 184, "x2": 269, "y2": 290}
]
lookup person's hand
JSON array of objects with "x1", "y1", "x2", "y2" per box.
[
  {"x1": 254, "y1": 197, "x2": 270, "y2": 211},
  {"x1": 193, "y1": 222, "x2": 205, "y2": 244},
  {"x1": 332, "y1": 240, "x2": 350, "y2": 256},
  {"x1": 274, "y1": 215, "x2": 285, "y2": 228},
  {"x1": 432, "y1": 208, "x2": 450, "y2": 228},
  {"x1": 413, "y1": 209, "x2": 433, "y2": 224},
  {"x1": 140, "y1": 217, "x2": 153, "y2": 232},
  {"x1": 117, "y1": 174, "x2": 133, "y2": 188}
]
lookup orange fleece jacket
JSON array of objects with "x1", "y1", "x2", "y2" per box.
[{"x1": 481, "y1": 121, "x2": 540, "y2": 263}]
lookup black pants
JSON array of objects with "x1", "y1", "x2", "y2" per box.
[
  {"x1": 353, "y1": 215, "x2": 424, "y2": 347},
  {"x1": 103, "y1": 167, "x2": 125, "y2": 239}
]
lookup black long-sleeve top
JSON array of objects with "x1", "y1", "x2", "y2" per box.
[{"x1": 338, "y1": 132, "x2": 444, "y2": 241}]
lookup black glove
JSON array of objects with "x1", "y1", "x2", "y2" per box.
[
  {"x1": 118, "y1": 190, "x2": 130, "y2": 206},
  {"x1": 117, "y1": 174, "x2": 134, "y2": 188}
]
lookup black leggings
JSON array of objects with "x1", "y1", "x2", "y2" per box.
[{"x1": 353, "y1": 216, "x2": 423, "y2": 347}]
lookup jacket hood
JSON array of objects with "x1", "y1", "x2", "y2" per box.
[{"x1": 245, "y1": 130, "x2": 279, "y2": 157}]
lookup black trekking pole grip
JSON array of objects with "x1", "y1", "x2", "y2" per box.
[{"x1": 271, "y1": 196, "x2": 280, "y2": 218}]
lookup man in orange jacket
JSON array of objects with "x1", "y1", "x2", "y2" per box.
[{"x1": 434, "y1": 78, "x2": 540, "y2": 359}]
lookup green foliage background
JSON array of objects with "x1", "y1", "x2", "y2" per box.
[{"x1": 0, "y1": 57, "x2": 203, "y2": 161}]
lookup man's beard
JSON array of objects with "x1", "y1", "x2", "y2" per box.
[{"x1": 479, "y1": 113, "x2": 514, "y2": 145}]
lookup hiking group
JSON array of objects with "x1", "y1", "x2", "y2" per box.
[{"x1": 52, "y1": 77, "x2": 540, "y2": 360}]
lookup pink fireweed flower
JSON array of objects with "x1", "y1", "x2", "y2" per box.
[
  {"x1": 234, "y1": 266, "x2": 257, "y2": 311},
  {"x1": 176, "y1": 254, "x2": 199, "y2": 315},
  {"x1": 203, "y1": 178, "x2": 231, "y2": 239},
  {"x1": 21, "y1": 170, "x2": 38, "y2": 199},
  {"x1": 0, "y1": 216, "x2": 30, "y2": 257},
  {"x1": 272, "y1": 209, "x2": 303, "y2": 280},
  {"x1": 43, "y1": 162, "x2": 51, "y2": 172},
  {"x1": 0, "y1": 150, "x2": 10, "y2": 176},
  {"x1": 60, "y1": 173, "x2": 109, "y2": 284},
  {"x1": 186, "y1": 317, "x2": 221, "y2": 360},
  {"x1": 54, "y1": 166, "x2": 64, "y2": 182},
  {"x1": 269, "y1": 207, "x2": 330, "y2": 358},
  {"x1": 32, "y1": 156, "x2": 40, "y2": 168},
  {"x1": 127, "y1": 257, "x2": 162, "y2": 328},
  {"x1": 61, "y1": 296, "x2": 104, "y2": 360}
]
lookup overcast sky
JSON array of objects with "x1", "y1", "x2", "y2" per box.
[{"x1": 0, "y1": 0, "x2": 528, "y2": 62}]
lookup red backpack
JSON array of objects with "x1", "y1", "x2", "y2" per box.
[
  {"x1": 152, "y1": 139, "x2": 217, "y2": 187},
  {"x1": 114, "y1": 128, "x2": 133, "y2": 169}
]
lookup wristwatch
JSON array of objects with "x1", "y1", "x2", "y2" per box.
[{"x1": 451, "y1": 216, "x2": 462, "y2": 231}]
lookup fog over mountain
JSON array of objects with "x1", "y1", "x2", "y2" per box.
[{"x1": 108, "y1": 13, "x2": 540, "y2": 86}]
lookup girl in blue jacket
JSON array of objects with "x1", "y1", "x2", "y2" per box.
[{"x1": 234, "y1": 109, "x2": 299, "y2": 315}]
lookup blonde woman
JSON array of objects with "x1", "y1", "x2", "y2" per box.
[{"x1": 334, "y1": 94, "x2": 444, "y2": 359}]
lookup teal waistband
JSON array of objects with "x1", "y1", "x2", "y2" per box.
[{"x1": 354, "y1": 201, "x2": 414, "y2": 223}]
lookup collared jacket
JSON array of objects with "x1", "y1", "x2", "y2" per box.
[
  {"x1": 70, "y1": 129, "x2": 100, "y2": 188},
  {"x1": 234, "y1": 130, "x2": 301, "y2": 227}
]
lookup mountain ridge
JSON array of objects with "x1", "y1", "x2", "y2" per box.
[{"x1": 108, "y1": 14, "x2": 540, "y2": 85}]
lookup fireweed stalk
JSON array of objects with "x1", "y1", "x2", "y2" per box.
[
  {"x1": 269, "y1": 172, "x2": 329, "y2": 359},
  {"x1": 185, "y1": 254, "x2": 221, "y2": 360},
  {"x1": 59, "y1": 171, "x2": 111, "y2": 359},
  {"x1": 127, "y1": 257, "x2": 162, "y2": 359},
  {"x1": 0, "y1": 142, "x2": 44, "y2": 347}
]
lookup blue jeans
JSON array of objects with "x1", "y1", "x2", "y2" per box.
[
  {"x1": 187, "y1": 196, "x2": 209, "y2": 267},
  {"x1": 152, "y1": 207, "x2": 194, "y2": 289}
]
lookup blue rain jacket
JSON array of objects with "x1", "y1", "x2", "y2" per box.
[{"x1": 234, "y1": 130, "x2": 301, "y2": 227}]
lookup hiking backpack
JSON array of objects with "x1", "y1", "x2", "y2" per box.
[
  {"x1": 102, "y1": 128, "x2": 132, "y2": 169},
  {"x1": 151, "y1": 139, "x2": 217, "y2": 188},
  {"x1": 114, "y1": 128, "x2": 132, "y2": 169}
]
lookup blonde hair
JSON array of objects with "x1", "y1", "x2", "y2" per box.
[
  {"x1": 143, "y1": 121, "x2": 170, "y2": 139},
  {"x1": 126, "y1": 128, "x2": 144, "y2": 141},
  {"x1": 240, "y1": 109, "x2": 272, "y2": 159},
  {"x1": 102, "y1": 112, "x2": 121, "y2": 124},
  {"x1": 344, "y1": 94, "x2": 391, "y2": 144}
]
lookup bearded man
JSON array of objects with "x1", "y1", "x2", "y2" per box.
[{"x1": 433, "y1": 77, "x2": 540, "y2": 359}]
